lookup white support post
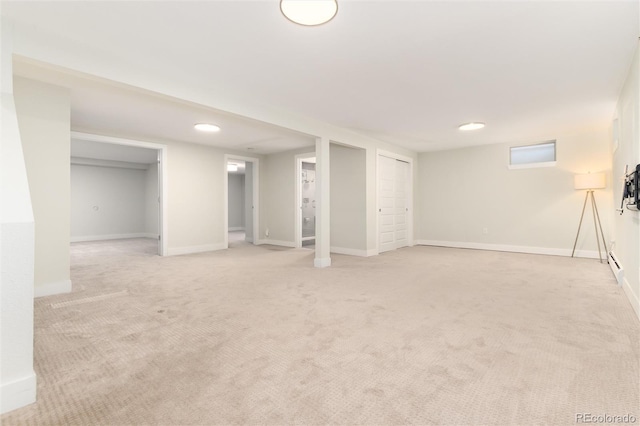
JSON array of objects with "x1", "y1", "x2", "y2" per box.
[
  {"x1": 314, "y1": 137, "x2": 331, "y2": 268},
  {"x1": 0, "y1": 16, "x2": 38, "y2": 414}
]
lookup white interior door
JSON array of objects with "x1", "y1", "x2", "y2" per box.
[
  {"x1": 378, "y1": 155, "x2": 409, "y2": 253},
  {"x1": 379, "y1": 155, "x2": 397, "y2": 253}
]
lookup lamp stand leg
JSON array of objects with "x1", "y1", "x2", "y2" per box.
[
  {"x1": 589, "y1": 191, "x2": 603, "y2": 263},
  {"x1": 591, "y1": 191, "x2": 608, "y2": 263},
  {"x1": 571, "y1": 191, "x2": 589, "y2": 258}
]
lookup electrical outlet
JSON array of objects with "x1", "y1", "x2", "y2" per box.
[{"x1": 482, "y1": 227, "x2": 489, "y2": 235}]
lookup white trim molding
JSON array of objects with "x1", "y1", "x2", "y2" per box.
[
  {"x1": 508, "y1": 161, "x2": 557, "y2": 170},
  {"x1": 256, "y1": 239, "x2": 296, "y2": 248},
  {"x1": 71, "y1": 233, "x2": 157, "y2": 243},
  {"x1": 330, "y1": 246, "x2": 369, "y2": 257},
  {"x1": 0, "y1": 372, "x2": 36, "y2": 414},
  {"x1": 166, "y1": 243, "x2": 227, "y2": 256},
  {"x1": 228, "y1": 227, "x2": 245, "y2": 232},
  {"x1": 34, "y1": 279, "x2": 72, "y2": 298},
  {"x1": 622, "y1": 277, "x2": 640, "y2": 322},
  {"x1": 415, "y1": 240, "x2": 601, "y2": 259}
]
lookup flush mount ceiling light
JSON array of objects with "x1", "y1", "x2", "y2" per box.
[
  {"x1": 194, "y1": 123, "x2": 220, "y2": 132},
  {"x1": 280, "y1": 0, "x2": 338, "y2": 26},
  {"x1": 458, "y1": 122, "x2": 485, "y2": 131},
  {"x1": 227, "y1": 164, "x2": 238, "y2": 172}
]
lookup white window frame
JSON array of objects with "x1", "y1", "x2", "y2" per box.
[{"x1": 508, "y1": 140, "x2": 557, "y2": 170}]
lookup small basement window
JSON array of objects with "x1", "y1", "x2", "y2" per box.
[{"x1": 509, "y1": 140, "x2": 556, "y2": 169}]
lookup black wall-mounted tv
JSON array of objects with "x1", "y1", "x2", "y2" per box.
[{"x1": 620, "y1": 163, "x2": 639, "y2": 213}]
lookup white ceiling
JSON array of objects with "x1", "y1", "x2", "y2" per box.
[{"x1": 4, "y1": 1, "x2": 639, "y2": 153}]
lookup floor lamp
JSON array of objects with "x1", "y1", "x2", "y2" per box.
[{"x1": 571, "y1": 172, "x2": 607, "y2": 262}]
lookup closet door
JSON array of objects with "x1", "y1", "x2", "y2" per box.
[
  {"x1": 394, "y1": 159, "x2": 409, "y2": 249},
  {"x1": 378, "y1": 155, "x2": 409, "y2": 253},
  {"x1": 378, "y1": 155, "x2": 396, "y2": 252}
]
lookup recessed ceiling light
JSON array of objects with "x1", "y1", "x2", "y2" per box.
[
  {"x1": 280, "y1": 0, "x2": 338, "y2": 26},
  {"x1": 459, "y1": 122, "x2": 485, "y2": 131},
  {"x1": 194, "y1": 123, "x2": 220, "y2": 132}
]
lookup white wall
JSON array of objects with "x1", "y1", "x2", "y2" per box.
[
  {"x1": 14, "y1": 76, "x2": 71, "y2": 297},
  {"x1": 71, "y1": 164, "x2": 147, "y2": 241},
  {"x1": 166, "y1": 141, "x2": 226, "y2": 253},
  {"x1": 330, "y1": 144, "x2": 367, "y2": 254},
  {"x1": 1, "y1": 17, "x2": 37, "y2": 413},
  {"x1": 261, "y1": 147, "x2": 312, "y2": 245},
  {"x1": 155, "y1": 140, "x2": 262, "y2": 255},
  {"x1": 417, "y1": 130, "x2": 613, "y2": 258},
  {"x1": 145, "y1": 161, "x2": 158, "y2": 237},
  {"x1": 612, "y1": 42, "x2": 640, "y2": 320},
  {"x1": 228, "y1": 173, "x2": 245, "y2": 230}
]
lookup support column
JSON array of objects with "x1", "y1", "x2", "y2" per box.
[
  {"x1": 0, "y1": 16, "x2": 38, "y2": 414},
  {"x1": 314, "y1": 137, "x2": 331, "y2": 267}
]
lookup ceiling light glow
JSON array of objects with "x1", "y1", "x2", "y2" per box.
[
  {"x1": 227, "y1": 164, "x2": 238, "y2": 172},
  {"x1": 458, "y1": 122, "x2": 485, "y2": 131},
  {"x1": 194, "y1": 123, "x2": 220, "y2": 132},
  {"x1": 280, "y1": 0, "x2": 338, "y2": 26}
]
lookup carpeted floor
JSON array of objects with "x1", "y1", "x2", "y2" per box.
[{"x1": 2, "y1": 239, "x2": 639, "y2": 425}]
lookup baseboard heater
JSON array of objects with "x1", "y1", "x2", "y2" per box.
[{"x1": 608, "y1": 250, "x2": 624, "y2": 285}]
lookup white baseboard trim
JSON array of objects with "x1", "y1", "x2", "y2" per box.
[
  {"x1": 167, "y1": 243, "x2": 227, "y2": 256},
  {"x1": 256, "y1": 239, "x2": 296, "y2": 248},
  {"x1": 366, "y1": 249, "x2": 378, "y2": 257},
  {"x1": 35, "y1": 279, "x2": 72, "y2": 298},
  {"x1": 71, "y1": 233, "x2": 156, "y2": 242},
  {"x1": 330, "y1": 246, "x2": 369, "y2": 257},
  {"x1": 314, "y1": 257, "x2": 332, "y2": 268},
  {"x1": 622, "y1": 277, "x2": 640, "y2": 322},
  {"x1": 415, "y1": 240, "x2": 601, "y2": 259},
  {"x1": 228, "y1": 227, "x2": 245, "y2": 232},
  {"x1": 0, "y1": 372, "x2": 36, "y2": 414}
]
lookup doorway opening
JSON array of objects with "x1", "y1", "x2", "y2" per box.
[
  {"x1": 69, "y1": 132, "x2": 168, "y2": 256},
  {"x1": 295, "y1": 153, "x2": 317, "y2": 249},
  {"x1": 224, "y1": 155, "x2": 259, "y2": 248}
]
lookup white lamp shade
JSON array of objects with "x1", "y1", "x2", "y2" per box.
[
  {"x1": 280, "y1": 0, "x2": 338, "y2": 26},
  {"x1": 574, "y1": 172, "x2": 605, "y2": 190}
]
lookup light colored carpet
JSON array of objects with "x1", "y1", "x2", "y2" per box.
[{"x1": 2, "y1": 239, "x2": 638, "y2": 425}]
